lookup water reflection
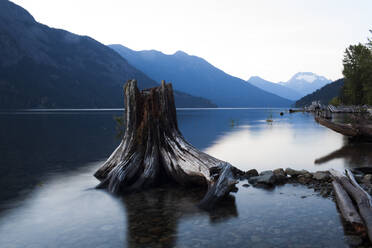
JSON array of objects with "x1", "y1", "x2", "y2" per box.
[
  {"x1": 0, "y1": 160, "x2": 352, "y2": 248},
  {"x1": 122, "y1": 186, "x2": 237, "y2": 248},
  {"x1": 315, "y1": 139, "x2": 372, "y2": 167},
  {"x1": 204, "y1": 121, "x2": 345, "y2": 171},
  {"x1": 0, "y1": 111, "x2": 120, "y2": 210},
  {"x1": 0, "y1": 163, "x2": 128, "y2": 248},
  {"x1": 0, "y1": 109, "x2": 372, "y2": 248}
]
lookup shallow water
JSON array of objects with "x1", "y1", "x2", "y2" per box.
[{"x1": 0, "y1": 108, "x2": 371, "y2": 248}]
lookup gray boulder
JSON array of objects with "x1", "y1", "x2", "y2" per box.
[
  {"x1": 297, "y1": 175, "x2": 312, "y2": 184},
  {"x1": 362, "y1": 174, "x2": 372, "y2": 186},
  {"x1": 285, "y1": 168, "x2": 309, "y2": 177},
  {"x1": 249, "y1": 170, "x2": 276, "y2": 185},
  {"x1": 273, "y1": 168, "x2": 287, "y2": 183},
  {"x1": 273, "y1": 168, "x2": 286, "y2": 176},
  {"x1": 244, "y1": 169, "x2": 259, "y2": 178},
  {"x1": 312, "y1": 171, "x2": 330, "y2": 181}
]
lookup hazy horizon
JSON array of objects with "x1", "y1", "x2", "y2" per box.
[{"x1": 11, "y1": 0, "x2": 372, "y2": 82}]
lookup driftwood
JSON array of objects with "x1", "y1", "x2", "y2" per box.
[
  {"x1": 315, "y1": 116, "x2": 359, "y2": 136},
  {"x1": 330, "y1": 169, "x2": 372, "y2": 240},
  {"x1": 345, "y1": 169, "x2": 372, "y2": 240},
  {"x1": 315, "y1": 116, "x2": 372, "y2": 141},
  {"x1": 331, "y1": 180, "x2": 365, "y2": 233},
  {"x1": 94, "y1": 80, "x2": 238, "y2": 209}
]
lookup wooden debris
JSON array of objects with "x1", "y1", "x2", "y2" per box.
[
  {"x1": 330, "y1": 169, "x2": 372, "y2": 241},
  {"x1": 315, "y1": 117, "x2": 359, "y2": 137},
  {"x1": 315, "y1": 115, "x2": 372, "y2": 141},
  {"x1": 332, "y1": 180, "x2": 365, "y2": 233}
]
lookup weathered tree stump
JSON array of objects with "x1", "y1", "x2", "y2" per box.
[{"x1": 94, "y1": 79, "x2": 239, "y2": 209}]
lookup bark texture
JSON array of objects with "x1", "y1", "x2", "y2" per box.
[
  {"x1": 94, "y1": 80, "x2": 238, "y2": 209},
  {"x1": 332, "y1": 180, "x2": 365, "y2": 233},
  {"x1": 330, "y1": 169, "x2": 372, "y2": 240}
]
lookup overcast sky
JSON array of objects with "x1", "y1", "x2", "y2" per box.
[{"x1": 12, "y1": 0, "x2": 372, "y2": 82}]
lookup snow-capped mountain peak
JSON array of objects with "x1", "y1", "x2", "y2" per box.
[
  {"x1": 280, "y1": 72, "x2": 331, "y2": 96},
  {"x1": 295, "y1": 74, "x2": 317, "y2": 83},
  {"x1": 292, "y1": 72, "x2": 328, "y2": 83}
]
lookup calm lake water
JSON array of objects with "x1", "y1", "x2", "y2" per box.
[{"x1": 1, "y1": 108, "x2": 372, "y2": 248}]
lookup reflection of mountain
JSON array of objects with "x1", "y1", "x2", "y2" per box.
[
  {"x1": 0, "y1": 111, "x2": 120, "y2": 206},
  {"x1": 314, "y1": 142, "x2": 372, "y2": 168},
  {"x1": 121, "y1": 185, "x2": 237, "y2": 247}
]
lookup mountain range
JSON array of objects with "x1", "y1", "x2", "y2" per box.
[
  {"x1": 109, "y1": 45, "x2": 293, "y2": 107},
  {"x1": 248, "y1": 72, "x2": 331, "y2": 101},
  {"x1": 0, "y1": 0, "x2": 216, "y2": 109},
  {"x1": 0, "y1": 0, "x2": 333, "y2": 109},
  {"x1": 295, "y1": 79, "x2": 344, "y2": 107},
  {"x1": 247, "y1": 76, "x2": 303, "y2": 101},
  {"x1": 279, "y1": 72, "x2": 331, "y2": 97}
]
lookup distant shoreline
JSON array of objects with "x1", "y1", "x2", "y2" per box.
[{"x1": 0, "y1": 107, "x2": 300, "y2": 112}]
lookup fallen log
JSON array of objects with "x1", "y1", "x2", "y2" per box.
[
  {"x1": 315, "y1": 116, "x2": 359, "y2": 136},
  {"x1": 94, "y1": 79, "x2": 239, "y2": 209},
  {"x1": 331, "y1": 180, "x2": 365, "y2": 233},
  {"x1": 330, "y1": 169, "x2": 372, "y2": 240},
  {"x1": 345, "y1": 169, "x2": 372, "y2": 240},
  {"x1": 315, "y1": 116, "x2": 372, "y2": 141}
]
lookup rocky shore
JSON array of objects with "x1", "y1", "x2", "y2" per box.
[{"x1": 236, "y1": 167, "x2": 372, "y2": 199}]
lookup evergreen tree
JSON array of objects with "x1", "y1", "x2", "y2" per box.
[{"x1": 342, "y1": 31, "x2": 372, "y2": 105}]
